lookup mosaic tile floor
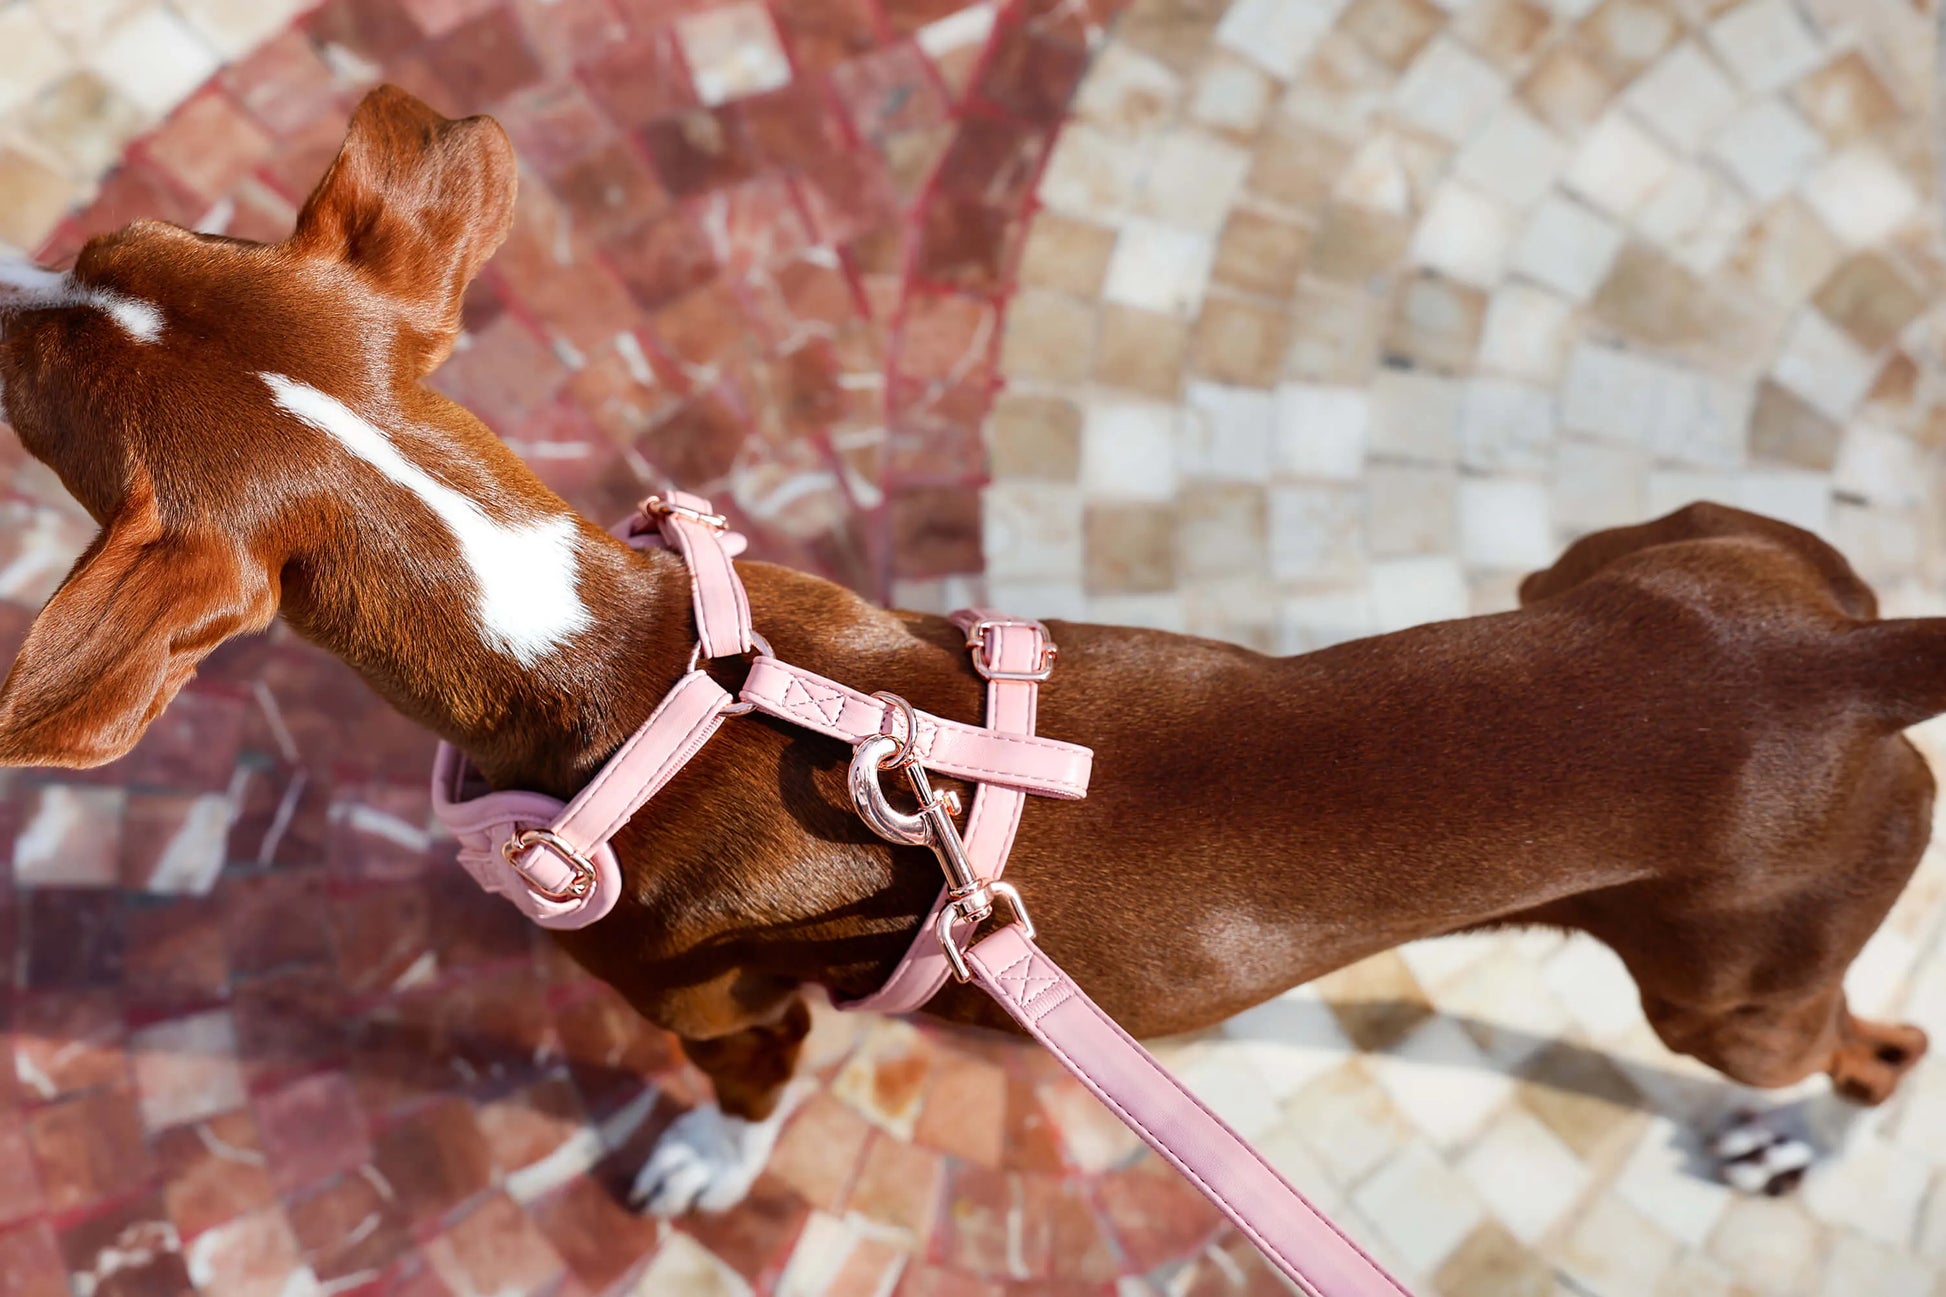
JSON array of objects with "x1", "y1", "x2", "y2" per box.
[{"x1": 2, "y1": 0, "x2": 1946, "y2": 1293}]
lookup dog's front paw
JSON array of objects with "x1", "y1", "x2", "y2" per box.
[
  {"x1": 1710, "y1": 1109, "x2": 1815, "y2": 1196},
  {"x1": 630, "y1": 1103, "x2": 783, "y2": 1216}
]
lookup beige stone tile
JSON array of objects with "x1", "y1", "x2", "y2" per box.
[
  {"x1": 1516, "y1": 1042, "x2": 1647, "y2": 1159},
  {"x1": 1575, "y1": 0, "x2": 1681, "y2": 85},
  {"x1": 1081, "y1": 397, "x2": 1182, "y2": 501},
  {"x1": 1284, "y1": 277, "x2": 1388, "y2": 384},
  {"x1": 1283, "y1": 29, "x2": 1400, "y2": 142},
  {"x1": 1459, "y1": 377, "x2": 1554, "y2": 474},
  {"x1": 1268, "y1": 482, "x2": 1365, "y2": 584},
  {"x1": 1074, "y1": 42, "x2": 1185, "y2": 136},
  {"x1": 1555, "y1": 1197, "x2": 1680, "y2": 1297},
  {"x1": 1435, "y1": 1222, "x2": 1557, "y2": 1297},
  {"x1": 1176, "y1": 483, "x2": 1267, "y2": 578},
  {"x1": 1706, "y1": 0, "x2": 1828, "y2": 95},
  {"x1": 1453, "y1": 0, "x2": 1556, "y2": 72},
  {"x1": 1813, "y1": 251, "x2": 1923, "y2": 352},
  {"x1": 1707, "y1": 1196, "x2": 1829, "y2": 1293},
  {"x1": 1410, "y1": 182, "x2": 1517, "y2": 288},
  {"x1": 1454, "y1": 101, "x2": 1570, "y2": 211},
  {"x1": 1802, "y1": 145, "x2": 1922, "y2": 248},
  {"x1": 1393, "y1": 37, "x2": 1510, "y2": 144},
  {"x1": 0, "y1": 2, "x2": 70, "y2": 118},
  {"x1": 1479, "y1": 283, "x2": 1577, "y2": 383},
  {"x1": 1730, "y1": 198, "x2": 1846, "y2": 305},
  {"x1": 172, "y1": 0, "x2": 311, "y2": 60},
  {"x1": 1187, "y1": 51, "x2": 1274, "y2": 136},
  {"x1": 1385, "y1": 273, "x2": 1488, "y2": 376},
  {"x1": 1245, "y1": 119, "x2": 1353, "y2": 214},
  {"x1": 1277, "y1": 382, "x2": 1372, "y2": 480},
  {"x1": 1367, "y1": 462, "x2": 1456, "y2": 557},
  {"x1": 987, "y1": 394, "x2": 1081, "y2": 481},
  {"x1": 1340, "y1": 0, "x2": 1447, "y2": 72},
  {"x1": 1189, "y1": 294, "x2": 1289, "y2": 387},
  {"x1": 1793, "y1": 49, "x2": 1905, "y2": 147},
  {"x1": 1000, "y1": 290, "x2": 1096, "y2": 384},
  {"x1": 1036, "y1": 121, "x2": 1148, "y2": 220},
  {"x1": 1310, "y1": 203, "x2": 1413, "y2": 284},
  {"x1": 1625, "y1": 40, "x2": 1741, "y2": 151},
  {"x1": 1510, "y1": 195, "x2": 1626, "y2": 301},
  {"x1": 1094, "y1": 304, "x2": 1189, "y2": 398},
  {"x1": 1313, "y1": 950, "x2": 1436, "y2": 1053},
  {"x1": 1554, "y1": 439, "x2": 1648, "y2": 532},
  {"x1": 12, "y1": 70, "x2": 146, "y2": 183},
  {"x1": 1520, "y1": 43, "x2": 1617, "y2": 133},
  {"x1": 1212, "y1": 208, "x2": 1312, "y2": 298},
  {"x1": 982, "y1": 482, "x2": 1083, "y2": 582},
  {"x1": 1212, "y1": 0, "x2": 1341, "y2": 81},
  {"x1": 1284, "y1": 1060, "x2": 1417, "y2": 1184},
  {"x1": 1083, "y1": 502, "x2": 1179, "y2": 596},
  {"x1": 1370, "y1": 367, "x2": 1463, "y2": 463},
  {"x1": 1352, "y1": 1144, "x2": 1488, "y2": 1276},
  {"x1": 0, "y1": 145, "x2": 78, "y2": 249},
  {"x1": 1182, "y1": 380, "x2": 1274, "y2": 479},
  {"x1": 84, "y1": 6, "x2": 219, "y2": 116},
  {"x1": 1102, "y1": 218, "x2": 1217, "y2": 316},
  {"x1": 1017, "y1": 211, "x2": 1118, "y2": 298},
  {"x1": 1138, "y1": 126, "x2": 1253, "y2": 234},
  {"x1": 1636, "y1": 163, "x2": 1753, "y2": 276},
  {"x1": 1749, "y1": 379, "x2": 1841, "y2": 470},
  {"x1": 1564, "y1": 109, "x2": 1674, "y2": 218},
  {"x1": 1711, "y1": 97, "x2": 1826, "y2": 205}
]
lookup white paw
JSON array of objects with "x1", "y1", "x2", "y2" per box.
[
  {"x1": 629, "y1": 1103, "x2": 785, "y2": 1217},
  {"x1": 1711, "y1": 1109, "x2": 1815, "y2": 1196}
]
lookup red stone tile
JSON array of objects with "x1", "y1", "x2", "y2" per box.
[
  {"x1": 74, "y1": 163, "x2": 202, "y2": 239},
  {"x1": 886, "y1": 374, "x2": 990, "y2": 481},
  {"x1": 427, "y1": 8, "x2": 549, "y2": 110},
  {"x1": 177, "y1": 1206, "x2": 310, "y2": 1297},
  {"x1": 653, "y1": 278, "x2": 754, "y2": 372},
  {"x1": 307, "y1": 0, "x2": 428, "y2": 64},
  {"x1": 552, "y1": 140, "x2": 672, "y2": 244},
  {"x1": 425, "y1": 1193, "x2": 565, "y2": 1294},
  {"x1": 120, "y1": 690, "x2": 250, "y2": 793},
  {"x1": 796, "y1": 149, "x2": 900, "y2": 248},
  {"x1": 512, "y1": 0, "x2": 629, "y2": 73},
  {"x1": 141, "y1": 92, "x2": 275, "y2": 206},
  {"x1": 329, "y1": 886, "x2": 433, "y2": 996},
  {"x1": 231, "y1": 969, "x2": 352, "y2": 1090},
  {"x1": 19, "y1": 891, "x2": 124, "y2": 990},
  {"x1": 529, "y1": 1173, "x2": 661, "y2": 1290},
  {"x1": 369, "y1": 969, "x2": 556, "y2": 1103},
  {"x1": 695, "y1": 173, "x2": 812, "y2": 275},
  {"x1": 429, "y1": 314, "x2": 567, "y2": 429},
  {"x1": 124, "y1": 902, "x2": 230, "y2": 1011},
  {"x1": 1001, "y1": 1077, "x2": 1065, "y2": 1173},
  {"x1": 399, "y1": 0, "x2": 501, "y2": 39},
  {"x1": 1096, "y1": 1158, "x2": 1227, "y2": 1273},
  {"x1": 683, "y1": 1175, "x2": 810, "y2": 1284},
  {"x1": 498, "y1": 85, "x2": 616, "y2": 180},
  {"x1": 0, "y1": 1222, "x2": 67, "y2": 1297},
  {"x1": 888, "y1": 485, "x2": 983, "y2": 579},
  {"x1": 13, "y1": 989, "x2": 127, "y2": 1100},
  {"x1": 58, "y1": 1194, "x2": 189, "y2": 1297},
  {"x1": 635, "y1": 386, "x2": 750, "y2": 484},
  {"x1": 766, "y1": 1094, "x2": 874, "y2": 1212},
  {"x1": 935, "y1": 116, "x2": 1050, "y2": 209},
  {"x1": 288, "y1": 1167, "x2": 412, "y2": 1283},
  {"x1": 119, "y1": 793, "x2": 231, "y2": 895},
  {"x1": 0, "y1": 1114, "x2": 43, "y2": 1226},
  {"x1": 898, "y1": 291, "x2": 994, "y2": 381},
  {"x1": 913, "y1": 1050, "x2": 1007, "y2": 1166},
  {"x1": 255, "y1": 1071, "x2": 372, "y2": 1195},
  {"x1": 476, "y1": 1075, "x2": 585, "y2": 1178},
  {"x1": 881, "y1": 0, "x2": 978, "y2": 37},
  {"x1": 916, "y1": 198, "x2": 1016, "y2": 292},
  {"x1": 976, "y1": 17, "x2": 1090, "y2": 124},
  {"x1": 155, "y1": 1109, "x2": 276, "y2": 1239},
  {"x1": 253, "y1": 114, "x2": 355, "y2": 206},
  {"x1": 555, "y1": 988, "x2": 680, "y2": 1117},
  {"x1": 221, "y1": 31, "x2": 346, "y2": 135},
  {"x1": 775, "y1": 0, "x2": 880, "y2": 72},
  {"x1": 607, "y1": 209, "x2": 720, "y2": 310},
  {"x1": 641, "y1": 107, "x2": 759, "y2": 198},
  {"x1": 736, "y1": 82, "x2": 847, "y2": 171},
  {"x1": 831, "y1": 43, "x2": 950, "y2": 139},
  {"x1": 845, "y1": 1132, "x2": 943, "y2": 1242},
  {"x1": 372, "y1": 1097, "x2": 494, "y2": 1227},
  {"x1": 28, "y1": 1086, "x2": 154, "y2": 1214},
  {"x1": 577, "y1": 32, "x2": 698, "y2": 130},
  {"x1": 1040, "y1": 1177, "x2": 1118, "y2": 1283},
  {"x1": 223, "y1": 869, "x2": 332, "y2": 976}
]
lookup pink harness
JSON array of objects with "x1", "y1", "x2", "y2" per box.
[{"x1": 433, "y1": 492, "x2": 1412, "y2": 1297}]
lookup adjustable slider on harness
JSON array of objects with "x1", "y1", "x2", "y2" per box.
[
  {"x1": 964, "y1": 617, "x2": 1058, "y2": 683},
  {"x1": 502, "y1": 828, "x2": 599, "y2": 903},
  {"x1": 848, "y1": 706, "x2": 1035, "y2": 982}
]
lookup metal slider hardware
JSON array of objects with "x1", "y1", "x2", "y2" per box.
[
  {"x1": 847, "y1": 708, "x2": 1035, "y2": 982},
  {"x1": 641, "y1": 494, "x2": 728, "y2": 531},
  {"x1": 964, "y1": 618, "x2": 1058, "y2": 683},
  {"x1": 502, "y1": 829, "x2": 599, "y2": 903}
]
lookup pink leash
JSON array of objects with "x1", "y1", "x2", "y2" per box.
[{"x1": 431, "y1": 493, "x2": 1413, "y2": 1297}]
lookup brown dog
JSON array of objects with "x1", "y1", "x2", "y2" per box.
[{"x1": 0, "y1": 87, "x2": 1931, "y2": 1212}]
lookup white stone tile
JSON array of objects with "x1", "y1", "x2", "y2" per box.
[
  {"x1": 130, "y1": 1010, "x2": 246, "y2": 1132},
  {"x1": 635, "y1": 1233, "x2": 754, "y2": 1297},
  {"x1": 171, "y1": 0, "x2": 308, "y2": 59},
  {"x1": 1369, "y1": 369, "x2": 1461, "y2": 463},
  {"x1": 1564, "y1": 112, "x2": 1676, "y2": 218},
  {"x1": 1614, "y1": 1115, "x2": 1734, "y2": 1248},
  {"x1": 1561, "y1": 343, "x2": 1748, "y2": 468},
  {"x1": 1459, "y1": 1110, "x2": 1590, "y2": 1243},
  {"x1": 1175, "y1": 1048, "x2": 1284, "y2": 1139},
  {"x1": 1708, "y1": 1197, "x2": 1827, "y2": 1294},
  {"x1": 1213, "y1": 0, "x2": 1345, "y2": 80},
  {"x1": 1275, "y1": 384, "x2": 1371, "y2": 481},
  {"x1": 1736, "y1": 468, "x2": 1832, "y2": 537},
  {"x1": 1086, "y1": 593, "x2": 1187, "y2": 632},
  {"x1": 1138, "y1": 128, "x2": 1254, "y2": 234},
  {"x1": 983, "y1": 580, "x2": 1090, "y2": 624},
  {"x1": 1453, "y1": 102, "x2": 1569, "y2": 211},
  {"x1": 1219, "y1": 988, "x2": 1360, "y2": 1100},
  {"x1": 1625, "y1": 42, "x2": 1742, "y2": 152},
  {"x1": 1037, "y1": 123, "x2": 1149, "y2": 220},
  {"x1": 1708, "y1": 0, "x2": 1829, "y2": 94},
  {"x1": 1709, "y1": 97, "x2": 1825, "y2": 203},
  {"x1": 1773, "y1": 310, "x2": 1880, "y2": 422},
  {"x1": 1541, "y1": 936, "x2": 1642, "y2": 1041},
  {"x1": 1459, "y1": 478, "x2": 1555, "y2": 570},
  {"x1": 1081, "y1": 400, "x2": 1181, "y2": 501},
  {"x1": 1433, "y1": 946, "x2": 1574, "y2": 1072},
  {"x1": 141, "y1": 792, "x2": 233, "y2": 895},
  {"x1": 1369, "y1": 556, "x2": 1471, "y2": 631},
  {"x1": 1335, "y1": 134, "x2": 1417, "y2": 215},
  {"x1": 1459, "y1": 379, "x2": 1554, "y2": 475},
  {"x1": 1102, "y1": 219, "x2": 1216, "y2": 317},
  {"x1": 1559, "y1": 1198, "x2": 1679, "y2": 1297},
  {"x1": 983, "y1": 483, "x2": 1083, "y2": 581},
  {"x1": 1803, "y1": 1135, "x2": 1932, "y2": 1247},
  {"x1": 0, "y1": 3, "x2": 71, "y2": 117},
  {"x1": 1396, "y1": 932, "x2": 1501, "y2": 993},
  {"x1": 1268, "y1": 484, "x2": 1364, "y2": 583},
  {"x1": 678, "y1": 3, "x2": 792, "y2": 106},
  {"x1": 1073, "y1": 42, "x2": 1183, "y2": 134},
  {"x1": 1249, "y1": 1122, "x2": 1346, "y2": 1216},
  {"x1": 1279, "y1": 591, "x2": 1380, "y2": 652},
  {"x1": 1636, "y1": 165, "x2": 1752, "y2": 275},
  {"x1": 86, "y1": 6, "x2": 220, "y2": 115},
  {"x1": 1181, "y1": 382, "x2": 1274, "y2": 481},
  {"x1": 1646, "y1": 470, "x2": 1741, "y2": 519},
  {"x1": 1834, "y1": 422, "x2": 1924, "y2": 508},
  {"x1": 1478, "y1": 284, "x2": 1575, "y2": 383},
  {"x1": 1555, "y1": 440, "x2": 1648, "y2": 533},
  {"x1": 1349, "y1": 1145, "x2": 1486, "y2": 1276},
  {"x1": 1801, "y1": 146, "x2": 1922, "y2": 246},
  {"x1": 1189, "y1": 53, "x2": 1274, "y2": 134},
  {"x1": 1510, "y1": 195, "x2": 1626, "y2": 301},
  {"x1": 1818, "y1": 1234, "x2": 1935, "y2": 1297},
  {"x1": 1393, "y1": 38, "x2": 1509, "y2": 145},
  {"x1": 1409, "y1": 182, "x2": 1515, "y2": 288}
]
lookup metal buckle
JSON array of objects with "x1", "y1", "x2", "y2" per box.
[
  {"x1": 687, "y1": 631, "x2": 773, "y2": 717},
  {"x1": 501, "y1": 829, "x2": 598, "y2": 903},
  {"x1": 964, "y1": 618, "x2": 1058, "y2": 683},
  {"x1": 847, "y1": 713, "x2": 1035, "y2": 982},
  {"x1": 642, "y1": 494, "x2": 728, "y2": 531}
]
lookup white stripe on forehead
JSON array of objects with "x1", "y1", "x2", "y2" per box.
[
  {"x1": 0, "y1": 257, "x2": 163, "y2": 343},
  {"x1": 260, "y1": 372, "x2": 592, "y2": 665}
]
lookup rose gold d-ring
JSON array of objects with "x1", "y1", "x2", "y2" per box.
[{"x1": 871, "y1": 692, "x2": 920, "y2": 769}]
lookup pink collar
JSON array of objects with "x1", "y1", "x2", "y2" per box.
[{"x1": 429, "y1": 492, "x2": 1411, "y2": 1297}]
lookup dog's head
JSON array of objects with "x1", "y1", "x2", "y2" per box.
[{"x1": 0, "y1": 87, "x2": 520, "y2": 767}]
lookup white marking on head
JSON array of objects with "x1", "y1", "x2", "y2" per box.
[
  {"x1": 260, "y1": 372, "x2": 592, "y2": 664},
  {"x1": 0, "y1": 255, "x2": 164, "y2": 343}
]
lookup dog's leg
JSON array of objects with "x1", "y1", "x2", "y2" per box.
[{"x1": 630, "y1": 995, "x2": 811, "y2": 1216}]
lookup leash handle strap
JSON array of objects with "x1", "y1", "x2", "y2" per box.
[{"x1": 964, "y1": 924, "x2": 1413, "y2": 1297}]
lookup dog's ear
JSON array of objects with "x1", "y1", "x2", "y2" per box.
[
  {"x1": 288, "y1": 85, "x2": 517, "y2": 374},
  {"x1": 0, "y1": 483, "x2": 277, "y2": 768}
]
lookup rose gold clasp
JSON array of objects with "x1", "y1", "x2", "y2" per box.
[
  {"x1": 964, "y1": 618, "x2": 1058, "y2": 683},
  {"x1": 502, "y1": 829, "x2": 599, "y2": 903},
  {"x1": 641, "y1": 494, "x2": 728, "y2": 530},
  {"x1": 848, "y1": 709, "x2": 1034, "y2": 982}
]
